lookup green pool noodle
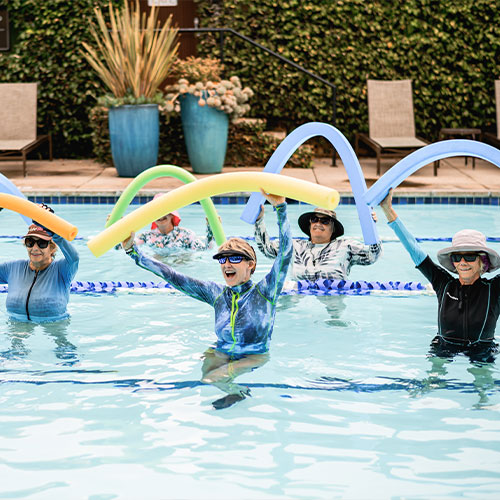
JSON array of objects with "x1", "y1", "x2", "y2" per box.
[{"x1": 105, "y1": 165, "x2": 226, "y2": 245}]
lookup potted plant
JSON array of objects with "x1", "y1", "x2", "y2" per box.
[
  {"x1": 81, "y1": 1, "x2": 178, "y2": 177},
  {"x1": 164, "y1": 57, "x2": 254, "y2": 174}
]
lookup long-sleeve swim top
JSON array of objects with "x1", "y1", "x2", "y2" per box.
[
  {"x1": 254, "y1": 215, "x2": 381, "y2": 281},
  {"x1": 0, "y1": 235, "x2": 79, "y2": 323},
  {"x1": 388, "y1": 217, "x2": 500, "y2": 344},
  {"x1": 136, "y1": 223, "x2": 214, "y2": 252},
  {"x1": 127, "y1": 203, "x2": 293, "y2": 356}
]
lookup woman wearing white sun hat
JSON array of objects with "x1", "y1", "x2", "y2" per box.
[{"x1": 381, "y1": 189, "x2": 500, "y2": 361}]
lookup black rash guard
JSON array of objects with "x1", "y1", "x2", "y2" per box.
[{"x1": 418, "y1": 256, "x2": 500, "y2": 345}]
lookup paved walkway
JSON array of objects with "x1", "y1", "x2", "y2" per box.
[{"x1": 0, "y1": 154, "x2": 499, "y2": 197}]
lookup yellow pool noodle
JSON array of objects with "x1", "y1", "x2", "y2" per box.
[
  {"x1": 88, "y1": 172, "x2": 339, "y2": 257},
  {"x1": 0, "y1": 193, "x2": 78, "y2": 241}
]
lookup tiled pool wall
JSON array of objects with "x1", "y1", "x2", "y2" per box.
[{"x1": 25, "y1": 195, "x2": 500, "y2": 206}]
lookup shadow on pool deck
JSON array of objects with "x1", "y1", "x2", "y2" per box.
[{"x1": 0, "y1": 155, "x2": 499, "y2": 197}]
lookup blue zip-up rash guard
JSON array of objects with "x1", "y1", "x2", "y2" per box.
[
  {"x1": 0, "y1": 235, "x2": 79, "y2": 323},
  {"x1": 126, "y1": 203, "x2": 293, "y2": 357}
]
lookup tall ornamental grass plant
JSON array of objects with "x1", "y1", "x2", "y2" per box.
[{"x1": 81, "y1": 1, "x2": 179, "y2": 106}]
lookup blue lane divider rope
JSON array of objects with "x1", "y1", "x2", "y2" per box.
[{"x1": 0, "y1": 279, "x2": 430, "y2": 296}]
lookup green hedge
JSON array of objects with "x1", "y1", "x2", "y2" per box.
[
  {"x1": 2, "y1": 0, "x2": 498, "y2": 160},
  {"x1": 195, "y1": 0, "x2": 500, "y2": 141},
  {"x1": 0, "y1": 0, "x2": 124, "y2": 157}
]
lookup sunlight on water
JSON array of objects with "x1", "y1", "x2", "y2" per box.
[{"x1": 0, "y1": 204, "x2": 499, "y2": 499}]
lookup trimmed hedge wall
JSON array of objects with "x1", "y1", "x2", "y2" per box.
[
  {"x1": 1, "y1": 0, "x2": 498, "y2": 160},
  {"x1": 0, "y1": 0, "x2": 124, "y2": 158},
  {"x1": 195, "y1": 0, "x2": 500, "y2": 141}
]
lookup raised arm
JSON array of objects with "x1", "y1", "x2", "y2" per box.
[
  {"x1": 123, "y1": 234, "x2": 223, "y2": 305},
  {"x1": 52, "y1": 234, "x2": 79, "y2": 284},
  {"x1": 257, "y1": 192, "x2": 293, "y2": 304},
  {"x1": 254, "y1": 206, "x2": 280, "y2": 258},
  {"x1": 380, "y1": 189, "x2": 426, "y2": 266}
]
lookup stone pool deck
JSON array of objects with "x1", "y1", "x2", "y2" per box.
[{"x1": 0, "y1": 154, "x2": 499, "y2": 199}]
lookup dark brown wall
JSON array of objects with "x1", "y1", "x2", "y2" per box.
[{"x1": 137, "y1": 0, "x2": 197, "y2": 58}]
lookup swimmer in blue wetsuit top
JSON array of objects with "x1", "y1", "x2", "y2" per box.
[
  {"x1": 0, "y1": 209, "x2": 79, "y2": 323},
  {"x1": 122, "y1": 191, "x2": 292, "y2": 409},
  {"x1": 380, "y1": 189, "x2": 500, "y2": 362}
]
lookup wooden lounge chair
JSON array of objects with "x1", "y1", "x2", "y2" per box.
[
  {"x1": 0, "y1": 83, "x2": 52, "y2": 177},
  {"x1": 482, "y1": 80, "x2": 500, "y2": 149},
  {"x1": 355, "y1": 79, "x2": 435, "y2": 176}
]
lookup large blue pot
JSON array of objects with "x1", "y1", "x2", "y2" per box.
[
  {"x1": 108, "y1": 104, "x2": 159, "y2": 177},
  {"x1": 180, "y1": 94, "x2": 229, "y2": 174}
]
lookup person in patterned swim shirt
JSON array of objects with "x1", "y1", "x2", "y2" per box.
[
  {"x1": 254, "y1": 206, "x2": 382, "y2": 326},
  {"x1": 135, "y1": 194, "x2": 214, "y2": 252},
  {"x1": 122, "y1": 191, "x2": 292, "y2": 410},
  {"x1": 254, "y1": 206, "x2": 381, "y2": 281}
]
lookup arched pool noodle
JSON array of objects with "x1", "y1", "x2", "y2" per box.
[
  {"x1": 240, "y1": 122, "x2": 378, "y2": 245},
  {"x1": 106, "y1": 165, "x2": 226, "y2": 245},
  {"x1": 0, "y1": 193, "x2": 78, "y2": 240},
  {"x1": 0, "y1": 173, "x2": 31, "y2": 225},
  {"x1": 365, "y1": 140, "x2": 500, "y2": 206},
  {"x1": 87, "y1": 172, "x2": 339, "y2": 257}
]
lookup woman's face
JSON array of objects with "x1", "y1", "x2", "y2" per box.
[
  {"x1": 219, "y1": 255, "x2": 256, "y2": 286},
  {"x1": 25, "y1": 237, "x2": 53, "y2": 270},
  {"x1": 154, "y1": 214, "x2": 175, "y2": 235},
  {"x1": 452, "y1": 253, "x2": 482, "y2": 284}
]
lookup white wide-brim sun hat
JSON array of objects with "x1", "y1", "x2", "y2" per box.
[{"x1": 437, "y1": 229, "x2": 500, "y2": 273}]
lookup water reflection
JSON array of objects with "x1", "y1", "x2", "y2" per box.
[
  {"x1": 0, "y1": 318, "x2": 78, "y2": 365},
  {"x1": 278, "y1": 294, "x2": 350, "y2": 327}
]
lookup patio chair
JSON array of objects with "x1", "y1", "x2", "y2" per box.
[
  {"x1": 482, "y1": 80, "x2": 500, "y2": 149},
  {"x1": 355, "y1": 79, "x2": 436, "y2": 176},
  {"x1": 0, "y1": 83, "x2": 52, "y2": 177}
]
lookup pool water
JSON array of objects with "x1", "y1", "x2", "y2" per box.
[{"x1": 0, "y1": 204, "x2": 499, "y2": 499}]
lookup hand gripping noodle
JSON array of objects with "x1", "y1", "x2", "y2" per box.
[
  {"x1": 106, "y1": 165, "x2": 226, "y2": 245},
  {"x1": 0, "y1": 193, "x2": 78, "y2": 240},
  {"x1": 88, "y1": 172, "x2": 339, "y2": 257}
]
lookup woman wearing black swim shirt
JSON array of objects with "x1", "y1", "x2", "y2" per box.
[{"x1": 380, "y1": 189, "x2": 500, "y2": 362}]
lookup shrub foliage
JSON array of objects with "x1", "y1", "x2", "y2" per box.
[
  {"x1": 1, "y1": 0, "x2": 498, "y2": 159},
  {"x1": 195, "y1": 0, "x2": 500, "y2": 140}
]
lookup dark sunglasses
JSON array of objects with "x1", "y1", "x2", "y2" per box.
[
  {"x1": 310, "y1": 215, "x2": 332, "y2": 225},
  {"x1": 218, "y1": 255, "x2": 246, "y2": 264},
  {"x1": 25, "y1": 237, "x2": 50, "y2": 249},
  {"x1": 450, "y1": 253, "x2": 478, "y2": 263}
]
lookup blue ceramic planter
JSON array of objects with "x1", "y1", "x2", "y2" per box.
[
  {"x1": 108, "y1": 104, "x2": 159, "y2": 177},
  {"x1": 180, "y1": 94, "x2": 229, "y2": 174}
]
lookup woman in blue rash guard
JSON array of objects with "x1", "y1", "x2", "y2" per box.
[
  {"x1": 122, "y1": 191, "x2": 293, "y2": 409},
  {"x1": 380, "y1": 189, "x2": 500, "y2": 362},
  {"x1": 0, "y1": 214, "x2": 79, "y2": 323}
]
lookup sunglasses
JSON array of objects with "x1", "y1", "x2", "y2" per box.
[
  {"x1": 310, "y1": 215, "x2": 332, "y2": 225},
  {"x1": 450, "y1": 253, "x2": 478, "y2": 263},
  {"x1": 218, "y1": 255, "x2": 247, "y2": 264},
  {"x1": 25, "y1": 237, "x2": 50, "y2": 249}
]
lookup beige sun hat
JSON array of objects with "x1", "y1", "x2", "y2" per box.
[{"x1": 437, "y1": 229, "x2": 500, "y2": 273}]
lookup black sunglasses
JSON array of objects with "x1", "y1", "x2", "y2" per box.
[
  {"x1": 25, "y1": 237, "x2": 50, "y2": 249},
  {"x1": 310, "y1": 215, "x2": 332, "y2": 225},
  {"x1": 218, "y1": 255, "x2": 246, "y2": 264},
  {"x1": 450, "y1": 253, "x2": 478, "y2": 263}
]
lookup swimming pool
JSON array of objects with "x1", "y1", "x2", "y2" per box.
[{"x1": 0, "y1": 203, "x2": 499, "y2": 499}]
